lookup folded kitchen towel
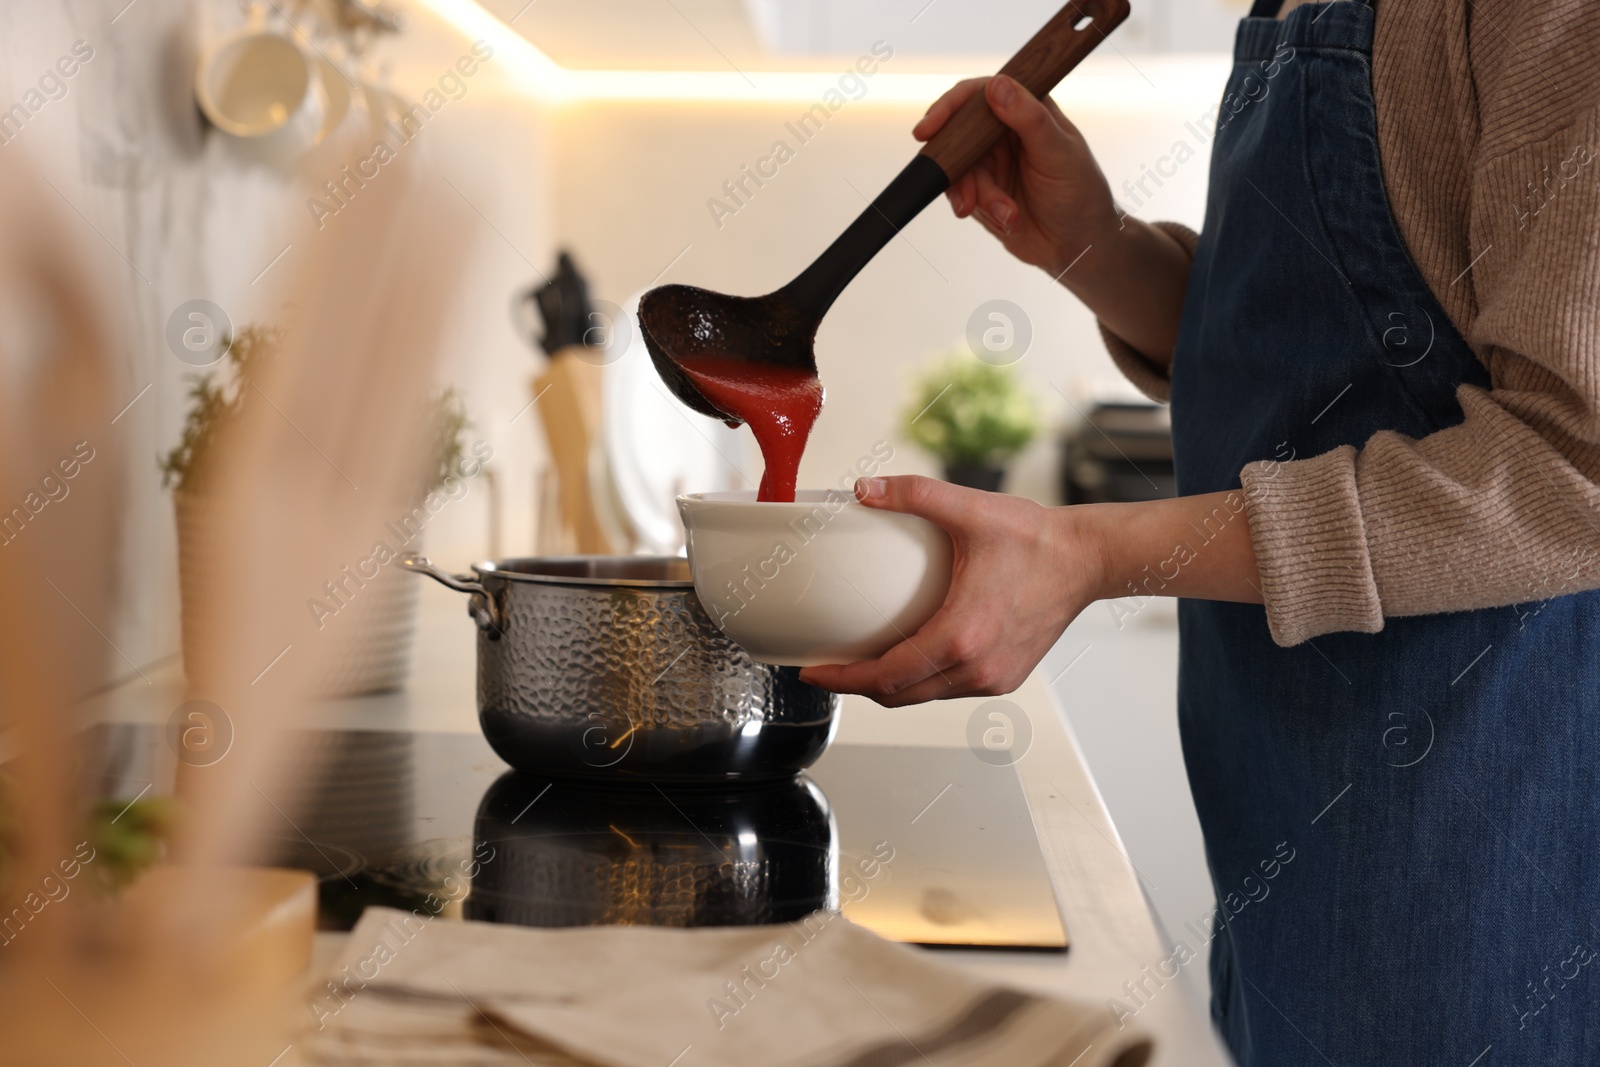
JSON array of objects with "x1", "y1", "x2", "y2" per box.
[{"x1": 302, "y1": 907, "x2": 1153, "y2": 1067}]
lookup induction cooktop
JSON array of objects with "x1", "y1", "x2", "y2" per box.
[{"x1": 86, "y1": 725, "x2": 1067, "y2": 950}]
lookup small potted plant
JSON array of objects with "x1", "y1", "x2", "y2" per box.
[
  {"x1": 161, "y1": 325, "x2": 473, "y2": 697},
  {"x1": 901, "y1": 354, "x2": 1039, "y2": 492}
]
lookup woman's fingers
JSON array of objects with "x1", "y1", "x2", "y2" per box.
[
  {"x1": 1042, "y1": 93, "x2": 1078, "y2": 134},
  {"x1": 930, "y1": 77, "x2": 1085, "y2": 258},
  {"x1": 946, "y1": 171, "x2": 980, "y2": 217},
  {"x1": 855, "y1": 475, "x2": 977, "y2": 535},
  {"x1": 950, "y1": 154, "x2": 1008, "y2": 221},
  {"x1": 798, "y1": 626, "x2": 957, "y2": 703},
  {"x1": 799, "y1": 602, "x2": 1026, "y2": 707},
  {"x1": 984, "y1": 75, "x2": 1072, "y2": 166},
  {"x1": 879, "y1": 672, "x2": 977, "y2": 709},
  {"x1": 800, "y1": 481, "x2": 1103, "y2": 710},
  {"x1": 970, "y1": 165, "x2": 1019, "y2": 234},
  {"x1": 798, "y1": 597, "x2": 984, "y2": 706},
  {"x1": 913, "y1": 77, "x2": 989, "y2": 141}
]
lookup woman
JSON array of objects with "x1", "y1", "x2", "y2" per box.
[{"x1": 800, "y1": 0, "x2": 1600, "y2": 1063}]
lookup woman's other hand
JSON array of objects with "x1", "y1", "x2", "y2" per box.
[
  {"x1": 798, "y1": 477, "x2": 1264, "y2": 707},
  {"x1": 915, "y1": 75, "x2": 1193, "y2": 365},
  {"x1": 798, "y1": 476, "x2": 1107, "y2": 707}
]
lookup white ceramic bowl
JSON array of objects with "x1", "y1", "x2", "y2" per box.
[{"x1": 677, "y1": 490, "x2": 953, "y2": 667}]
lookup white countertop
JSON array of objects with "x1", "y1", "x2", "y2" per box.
[{"x1": 90, "y1": 583, "x2": 1230, "y2": 1066}]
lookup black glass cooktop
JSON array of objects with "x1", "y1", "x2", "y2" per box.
[{"x1": 86, "y1": 726, "x2": 1067, "y2": 950}]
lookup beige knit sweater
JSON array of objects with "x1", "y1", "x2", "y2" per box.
[{"x1": 1103, "y1": 0, "x2": 1600, "y2": 646}]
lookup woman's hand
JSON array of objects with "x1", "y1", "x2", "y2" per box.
[
  {"x1": 798, "y1": 476, "x2": 1109, "y2": 707},
  {"x1": 914, "y1": 74, "x2": 1119, "y2": 276},
  {"x1": 798, "y1": 478, "x2": 1265, "y2": 707},
  {"x1": 915, "y1": 75, "x2": 1193, "y2": 365}
]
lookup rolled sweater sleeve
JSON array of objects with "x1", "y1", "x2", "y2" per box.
[
  {"x1": 1097, "y1": 221, "x2": 1197, "y2": 402},
  {"x1": 1242, "y1": 3, "x2": 1600, "y2": 646}
]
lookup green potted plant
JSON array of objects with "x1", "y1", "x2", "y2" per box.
[
  {"x1": 161, "y1": 325, "x2": 473, "y2": 697},
  {"x1": 901, "y1": 354, "x2": 1039, "y2": 492}
]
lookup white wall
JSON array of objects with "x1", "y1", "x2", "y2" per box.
[
  {"x1": 548, "y1": 66, "x2": 1222, "y2": 505},
  {"x1": 0, "y1": 0, "x2": 556, "y2": 688},
  {"x1": 745, "y1": 0, "x2": 1247, "y2": 56}
]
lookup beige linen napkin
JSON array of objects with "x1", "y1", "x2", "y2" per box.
[{"x1": 303, "y1": 907, "x2": 1153, "y2": 1067}]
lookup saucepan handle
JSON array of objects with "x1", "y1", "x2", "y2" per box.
[{"x1": 401, "y1": 553, "x2": 503, "y2": 636}]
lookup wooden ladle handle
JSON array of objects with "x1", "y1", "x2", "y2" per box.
[
  {"x1": 918, "y1": 0, "x2": 1131, "y2": 181},
  {"x1": 770, "y1": 0, "x2": 1132, "y2": 324}
]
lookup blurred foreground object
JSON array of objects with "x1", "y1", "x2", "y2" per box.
[
  {"x1": 161, "y1": 334, "x2": 476, "y2": 696},
  {"x1": 0, "y1": 143, "x2": 474, "y2": 1064}
]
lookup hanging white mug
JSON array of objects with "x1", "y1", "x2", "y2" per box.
[{"x1": 195, "y1": 27, "x2": 327, "y2": 164}]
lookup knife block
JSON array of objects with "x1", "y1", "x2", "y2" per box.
[{"x1": 532, "y1": 350, "x2": 617, "y2": 555}]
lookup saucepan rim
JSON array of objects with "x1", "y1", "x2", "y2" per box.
[{"x1": 473, "y1": 555, "x2": 693, "y2": 589}]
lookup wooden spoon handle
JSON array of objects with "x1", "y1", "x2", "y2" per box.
[
  {"x1": 918, "y1": 0, "x2": 1131, "y2": 180},
  {"x1": 776, "y1": 0, "x2": 1132, "y2": 322}
]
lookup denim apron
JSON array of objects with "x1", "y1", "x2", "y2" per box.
[{"x1": 1168, "y1": 2, "x2": 1600, "y2": 1064}]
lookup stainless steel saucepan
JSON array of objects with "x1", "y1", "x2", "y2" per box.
[{"x1": 402, "y1": 555, "x2": 838, "y2": 782}]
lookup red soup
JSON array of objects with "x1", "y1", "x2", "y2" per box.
[{"x1": 678, "y1": 357, "x2": 822, "y2": 503}]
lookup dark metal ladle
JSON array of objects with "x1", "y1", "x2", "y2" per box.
[{"x1": 640, "y1": 0, "x2": 1131, "y2": 422}]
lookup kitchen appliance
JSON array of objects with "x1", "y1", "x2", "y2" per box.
[
  {"x1": 86, "y1": 725, "x2": 1069, "y2": 950},
  {"x1": 638, "y1": 0, "x2": 1130, "y2": 422},
  {"x1": 402, "y1": 555, "x2": 838, "y2": 781},
  {"x1": 677, "y1": 490, "x2": 953, "y2": 666},
  {"x1": 1059, "y1": 401, "x2": 1176, "y2": 505}
]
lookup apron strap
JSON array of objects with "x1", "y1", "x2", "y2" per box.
[{"x1": 1248, "y1": 0, "x2": 1372, "y2": 18}]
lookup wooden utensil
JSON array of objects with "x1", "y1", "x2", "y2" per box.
[
  {"x1": 532, "y1": 352, "x2": 618, "y2": 555},
  {"x1": 521, "y1": 253, "x2": 621, "y2": 555},
  {"x1": 639, "y1": 0, "x2": 1131, "y2": 423}
]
